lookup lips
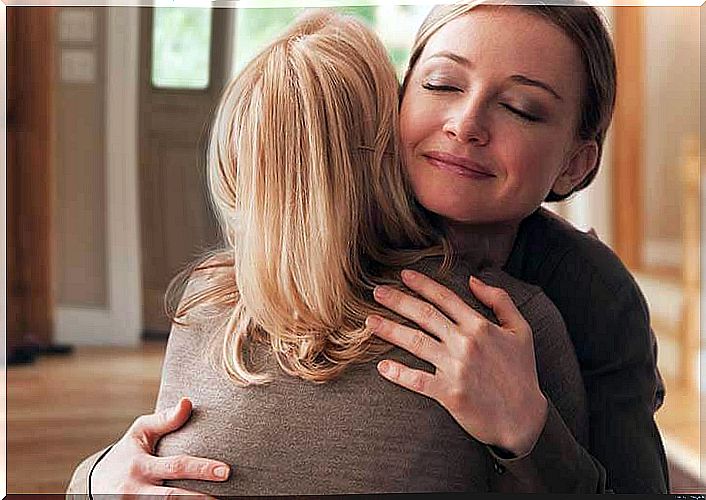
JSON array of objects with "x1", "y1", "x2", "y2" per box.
[{"x1": 422, "y1": 151, "x2": 496, "y2": 179}]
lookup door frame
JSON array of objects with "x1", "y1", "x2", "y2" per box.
[{"x1": 55, "y1": 7, "x2": 143, "y2": 346}]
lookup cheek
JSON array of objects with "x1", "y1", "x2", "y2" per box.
[
  {"x1": 399, "y1": 90, "x2": 433, "y2": 148},
  {"x1": 499, "y1": 135, "x2": 565, "y2": 194},
  {"x1": 399, "y1": 103, "x2": 418, "y2": 150}
]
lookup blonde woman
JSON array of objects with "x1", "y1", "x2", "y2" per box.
[{"x1": 70, "y1": 9, "x2": 587, "y2": 496}]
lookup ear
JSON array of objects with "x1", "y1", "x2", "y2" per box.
[{"x1": 552, "y1": 141, "x2": 599, "y2": 196}]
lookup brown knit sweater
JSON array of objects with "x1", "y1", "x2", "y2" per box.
[{"x1": 152, "y1": 257, "x2": 587, "y2": 495}]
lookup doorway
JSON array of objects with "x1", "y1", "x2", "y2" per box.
[{"x1": 138, "y1": 7, "x2": 231, "y2": 336}]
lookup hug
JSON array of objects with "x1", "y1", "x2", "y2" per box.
[{"x1": 69, "y1": 2, "x2": 668, "y2": 494}]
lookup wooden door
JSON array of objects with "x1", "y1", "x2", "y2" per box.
[
  {"x1": 7, "y1": 7, "x2": 55, "y2": 356},
  {"x1": 139, "y1": 8, "x2": 229, "y2": 336}
]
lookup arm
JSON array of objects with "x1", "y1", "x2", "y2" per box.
[
  {"x1": 578, "y1": 279, "x2": 668, "y2": 493},
  {"x1": 532, "y1": 246, "x2": 668, "y2": 492},
  {"x1": 65, "y1": 399, "x2": 230, "y2": 497},
  {"x1": 369, "y1": 270, "x2": 610, "y2": 493},
  {"x1": 492, "y1": 279, "x2": 668, "y2": 493},
  {"x1": 66, "y1": 448, "x2": 109, "y2": 496},
  {"x1": 505, "y1": 211, "x2": 669, "y2": 492},
  {"x1": 65, "y1": 269, "x2": 237, "y2": 497},
  {"x1": 486, "y1": 398, "x2": 608, "y2": 492}
]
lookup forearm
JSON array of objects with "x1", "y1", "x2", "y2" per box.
[{"x1": 585, "y1": 370, "x2": 669, "y2": 493}]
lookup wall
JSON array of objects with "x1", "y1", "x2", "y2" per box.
[{"x1": 642, "y1": 6, "x2": 700, "y2": 269}]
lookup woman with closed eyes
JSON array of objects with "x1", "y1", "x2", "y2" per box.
[{"x1": 69, "y1": 2, "x2": 667, "y2": 494}]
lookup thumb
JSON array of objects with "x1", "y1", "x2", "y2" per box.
[
  {"x1": 468, "y1": 275, "x2": 526, "y2": 331},
  {"x1": 135, "y1": 397, "x2": 193, "y2": 450}
]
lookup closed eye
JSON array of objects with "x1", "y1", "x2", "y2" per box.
[
  {"x1": 501, "y1": 103, "x2": 541, "y2": 123},
  {"x1": 422, "y1": 82, "x2": 461, "y2": 92}
]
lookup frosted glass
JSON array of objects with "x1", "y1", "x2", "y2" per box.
[{"x1": 152, "y1": 8, "x2": 212, "y2": 89}]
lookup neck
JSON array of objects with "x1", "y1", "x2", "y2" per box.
[{"x1": 446, "y1": 219, "x2": 521, "y2": 269}]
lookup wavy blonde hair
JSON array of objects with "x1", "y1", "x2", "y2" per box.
[{"x1": 167, "y1": 10, "x2": 451, "y2": 386}]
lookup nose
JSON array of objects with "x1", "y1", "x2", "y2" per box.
[{"x1": 442, "y1": 98, "x2": 490, "y2": 146}]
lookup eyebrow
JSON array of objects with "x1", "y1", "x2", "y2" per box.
[
  {"x1": 426, "y1": 51, "x2": 471, "y2": 67},
  {"x1": 509, "y1": 75, "x2": 563, "y2": 101},
  {"x1": 425, "y1": 51, "x2": 563, "y2": 101}
]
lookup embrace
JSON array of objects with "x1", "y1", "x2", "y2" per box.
[{"x1": 69, "y1": 2, "x2": 668, "y2": 495}]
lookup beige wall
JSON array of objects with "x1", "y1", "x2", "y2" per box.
[
  {"x1": 53, "y1": 7, "x2": 108, "y2": 308},
  {"x1": 642, "y1": 6, "x2": 700, "y2": 268}
]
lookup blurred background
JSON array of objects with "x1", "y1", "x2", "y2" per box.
[{"x1": 5, "y1": 1, "x2": 704, "y2": 493}]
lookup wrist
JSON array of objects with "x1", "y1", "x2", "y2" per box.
[
  {"x1": 501, "y1": 392, "x2": 548, "y2": 457},
  {"x1": 88, "y1": 444, "x2": 115, "y2": 498}
]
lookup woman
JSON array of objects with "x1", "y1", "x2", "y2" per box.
[
  {"x1": 71, "y1": 9, "x2": 585, "y2": 496},
  {"x1": 69, "y1": 1, "x2": 667, "y2": 494},
  {"x1": 369, "y1": 3, "x2": 667, "y2": 493}
]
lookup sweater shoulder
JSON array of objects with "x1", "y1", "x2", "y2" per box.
[{"x1": 515, "y1": 208, "x2": 639, "y2": 295}]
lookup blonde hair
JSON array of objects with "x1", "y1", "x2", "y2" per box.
[
  {"x1": 168, "y1": 10, "x2": 451, "y2": 385},
  {"x1": 400, "y1": 1, "x2": 616, "y2": 201}
]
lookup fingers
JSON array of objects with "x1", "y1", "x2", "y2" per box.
[
  {"x1": 141, "y1": 454, "x2": 231, "y2": 483},
  {"x1": 366, "y1": 314, "x2": 442, "y2": 366},
  {"x1": 400, "y1": 269, "x2": 483, "y2": 326},
  {"x1": 131, "y1": 398, "x2": 193, "y2": 451},
  {"x1": 373, "y1": 284, "x2": 454, "y2": 342},
  {"x1": 468, "y1": 276, "x2": 526, "y2": 331},
  {"x1": 377, "y1": 359, "x2": 438, "y2": 400}
]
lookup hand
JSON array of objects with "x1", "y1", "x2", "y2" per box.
[
  {"x1": 367, "y1": 270, "x2": 548, "y2": 456},
  {"x1": 92, "y1": 397, "x2": 231, "y2": 497}
]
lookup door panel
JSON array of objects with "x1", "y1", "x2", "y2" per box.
[
  {"x1": 7, "y1": 8, "x2": 55, "y2": 354},
  {"x1": 139, "y1": 8, "x2": 229, "y2": 336}
]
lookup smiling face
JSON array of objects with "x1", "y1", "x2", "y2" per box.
[{"x1": 400, "y1": 6, "x2": 598, "y2": 226}]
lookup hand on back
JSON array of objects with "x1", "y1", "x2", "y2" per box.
[
  {"x1": 91, "y1": 398, "x2": 230, "y2": 497},
  {"x1": 367, "y1": 270, "x2": 548, "y2": 456}
]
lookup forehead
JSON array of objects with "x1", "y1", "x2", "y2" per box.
[{"x1": 421, "y1": 7, "x2": 583, "y2": 99}]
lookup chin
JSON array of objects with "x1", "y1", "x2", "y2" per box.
[{"x1": 418, "y1": 199, "x2": 481, "y2": 224}]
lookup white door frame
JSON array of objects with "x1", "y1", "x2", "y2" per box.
[{"x1": 55, "y1": 7, "x2": 142, "y2": 346}]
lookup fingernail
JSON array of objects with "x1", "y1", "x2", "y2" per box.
[
  {"x1": 470, "y1": 275, "x2": 484, "y2": 285},
  {"x1": 378, "y1": 360, "x2": 390, "y2": 375},
  {"x1": 400, "y1": 269, "x2": 416, "y2": 281},
  {"x1": 214, "y1": 465, "x2": 230, "y2": 479},
  {"x1": 374, "y1": 286, "x2": 390, "y2": 298},
  {"x1": 366, "y1": 315, "x2": 381, "y2": 330}
]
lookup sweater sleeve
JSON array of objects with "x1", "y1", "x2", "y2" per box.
[
  {"x1": 578, "y1": 279, "x2": 669, "y2": 493},
  {"x1": 505, "y1": 211, "x2": 669, "y2": 493},
  {"x1": 487, "y1": 269, "x2": 668, "y2": 493},
  {"x1": 485, "y1": 399, "x2": 608, "y2": 493}
]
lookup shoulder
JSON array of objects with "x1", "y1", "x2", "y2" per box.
[
  {"x1": 478, "y1": 266, "x2": 568, "y2": 337},
  {"x1": 411, "y1": 255, "x2": 545, "y2": 311},
  {"x1": 514, "y1": 208, "x2": 640, "y2": 297},
  {"x1": 511, "y1": 209, "x2": 654, "y2": 365},
  {"x1": 477, "y1": 266, "x2": 545, "y2": 311},
  {"x1": 173, "y1": 252, "x2": 235, "y2": 325}
]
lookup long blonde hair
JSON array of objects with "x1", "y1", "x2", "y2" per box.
[{"x1": 169, "y1": 10, "x2": 451, "y2": 385}]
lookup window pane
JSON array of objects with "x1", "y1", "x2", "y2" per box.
[
  {"x1": 152, "y1": 7, "x2": 212, "y2": 89},
  {"x1": 234, "y1": 8, "x2": 304, "y2": 74},
  {"x1": 232, "y1": 5, "x2": 433, "y2": 81},
  {"x1": 373, "y1": 5, "x2": 434, "y2": 79}
]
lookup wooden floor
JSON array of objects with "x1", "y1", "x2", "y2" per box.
[
  {"x1": 6, "y1": 342, "x2": 705, "y2": 493},
  {"x1": 7, "y1": 342, "x2": 166, "y2": 494}
]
